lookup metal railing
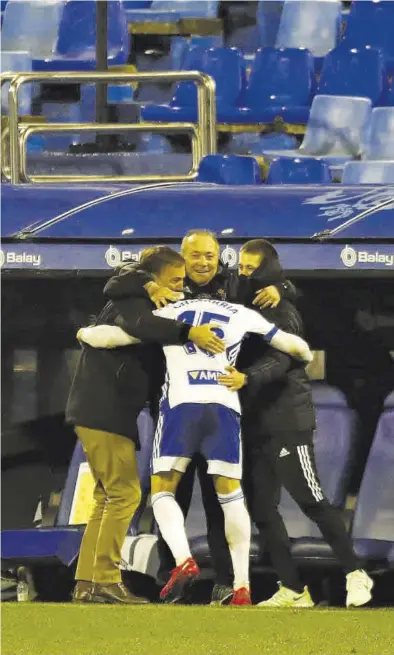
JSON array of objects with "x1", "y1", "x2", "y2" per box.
[{"x1": 3, "y1": 70, "x2": 217, "y2": 184}]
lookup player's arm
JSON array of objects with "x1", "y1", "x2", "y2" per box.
[
  {"x1": 77, "y1": 304, "x2": 224, "y2": 353},
  {"x1": 244, "y1": 307, "x2": 313, "y2": 363}
]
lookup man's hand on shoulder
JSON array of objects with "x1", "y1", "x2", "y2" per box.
[
  {"x1": 252, "y1": 285, "x2": 281, "y2": 309},
  {"x1": 144, "y1": 282, "x2": 183, "y2": 308}
]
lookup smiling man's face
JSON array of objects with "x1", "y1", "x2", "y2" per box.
[{"x1": 181, "y1": 234, "x2": 220, "y2": 286}]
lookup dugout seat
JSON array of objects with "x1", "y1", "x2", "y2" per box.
[
  {"x1": 266, "y1": 157, "x2": 332, "y2": 184},
  {"x1": 197, "y1": 154, "x2": 261, "y2": 185},
  {"x1": 342, "y1": 161, "x2": 394, "y2": 185},
  {"x1": 291, "y1": 391, "x2": 394, "y2": 569}
]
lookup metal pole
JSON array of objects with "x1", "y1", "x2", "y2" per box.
[{"x1": 95, "y1": 0, "x2": 108, "y2": 146}]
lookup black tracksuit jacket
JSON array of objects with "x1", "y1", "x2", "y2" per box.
[{"x1": 236, "y1": 262, "x2": 316, "y2": 441}]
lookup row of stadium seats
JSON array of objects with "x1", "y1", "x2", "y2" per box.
[
  {"x1": 197, "y1": 156, "x2": 394, "y2": 186},
  {"x1": 3, "y1": 1, "x2": 394, "y2": 74},
  {"x1": 2, "y1": 385, "x2": 394, "y2": 581}
]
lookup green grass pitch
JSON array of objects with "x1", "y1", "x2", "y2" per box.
[{"x1": 2, "y1": 604, "x2": 393, "y2": 655}]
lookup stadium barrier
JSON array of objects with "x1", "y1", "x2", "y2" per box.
[{"x1": 1, "y1": 69, "x2": 217, "y2": 184}]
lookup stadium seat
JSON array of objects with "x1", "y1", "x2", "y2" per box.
[
  {"x1": 2, "y1": 0, "x2": 128, "y2": 71},
  {"x1": 1, "y1": 51, "x2": 32, "y2": 115},
  {"x1": 318, "y1": 45, "x2": 387, "y2": 106},
  {"x1": 141, "y1": 47, "x2": 245, "y2": 123},
  {"x1": 350, "y1": 391, "x2": 394, "y2": 563},
  {"x1": 363, "y1": 108, "x2": 394, "y2": 161},
  {"x1": 261, "y1": 95, "x2": 372, "y2": 167},
  {"x1": 342, "y1": 0, "x2": 394, "y2": 75},
  {"x1": 197, "y1": 154, "x2": 261, "y2": 185},
  {"x1": 218, "y1": 47, "x2": 315, "y2": 126},
  {"x1": 266, "y1": 157, "x2": 332, "y2": 184},
  {"x1": 342, "y1": 161, "x2": 394, "y2": 185},
  {"x1": 281, "y1": 384, "x2": 356, "y2": 542},
  {"x1": 275, "y1": 0, "x2": 341, "y2": 70},
  {"x1": 257, "y1": 1, "x2": 284, "y2": 48}
]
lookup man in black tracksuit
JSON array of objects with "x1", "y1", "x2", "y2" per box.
[
  {"x1": 217, "y1": 239, "x2": 373, "y2": 608},
  {"x1": 66, "y1": 247, "x2": 223, "y2": 605}
]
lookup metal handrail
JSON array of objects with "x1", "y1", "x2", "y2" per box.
[
  {"x1": 6, "y1": 70, "x2": 217, "y2": 184},
  {"x1": 19, "y1": 122, "x2": 199, "y2": 184}
]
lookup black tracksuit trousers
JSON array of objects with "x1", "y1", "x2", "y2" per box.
[{"x1": 242, "y1": 432, "x2": 361, "y2": 593}]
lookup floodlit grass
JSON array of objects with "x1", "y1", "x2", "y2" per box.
[{"x1": 2, "y1": 604, "x2": 393, "y2": 655}]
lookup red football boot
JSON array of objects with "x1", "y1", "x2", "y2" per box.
[
  {"x1": 230, "y1": 587, "x2": 252, "y2": 606},
  {"x1": 160, "y1": 557, "x2": 200, "y2": 604}
]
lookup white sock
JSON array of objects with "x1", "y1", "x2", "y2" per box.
[
  {"x1": 217, "y1": 488, "x2": 251, "y2": 590},
  {"x1": 151, "y1": 492, "x2": 192, "y2": 566}
]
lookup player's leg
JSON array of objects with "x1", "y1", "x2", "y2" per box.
[
  {"x1": 280, "y1": 432, "x2": 373, "y2": 607},
  {"x1": 213, "y1": 474, "x2": 252, "y2": 605},
  {"x1": 151, "y1": 403, "x2": 201, "y2": 602},
  {"x1": 151, "y1": 470, "x2": 201, "y2": 603},
  {"x1": 201, "y1": 405, "x2": 251, "y2": 605}
]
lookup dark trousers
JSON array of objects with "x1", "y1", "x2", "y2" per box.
[
  {"x1": 157, "y1": 453, "x2": 232, "y2": 586},
  {"x1": 242, "y1": 432, "x2": 361, "y2": 592}
]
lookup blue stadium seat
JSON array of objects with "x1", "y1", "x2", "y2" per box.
[
  {"x1": 281, "y1": 385, "x2": 355, "y2": 542},
  {"x1": 363, "y1": 108, "x2": 394, "y2": 161},
  {"x1": 261, "y1": 95, "x2": 373, "y2": 167},
  {"x1": 2, "y1": 0, "x2": 128, "y2": 71},
  {"x1": 126, "y1": 0, "x2": 218, "y2": 24},
  {"x1": 266, "y1": 157, "x2": 332, "y2": 184},
  {"x1": 342, "y1": 0, "x2": 394, "y2": 75},
  {"x1": 342, "y1": 161, "x2": 394, "y2": 185},
  {"x1": 197, "y1": 154, "x2": 261, "y2": 185},
  {"x1": 1, "y1": 51, "x2": 32, "y2": 115},
  {"x1": 318, "y1": 45, "x2": 386, "y2": 106},
  {"x1": 275, "y1": 0, "x2": 341, "y2": 70},
  {"x1": 141, "y1": 47, "x2": 245, "y2": 123},
  {"x1": 257, "y1": 1, "x2": 284, "y2": 48},
  {"x1": 350, "y1": 391, "x2": 394, "y2": 564},
  {"x1": 218, "y1": 47, "x2": 315, "y2": 125}
]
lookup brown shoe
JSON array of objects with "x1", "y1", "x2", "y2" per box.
[
  {"x1": 91, "y1": 582, "x2": 149, "y2": 605},
  {"x1": 72, "y1": 581, "x2": 94, "y2": 603}
]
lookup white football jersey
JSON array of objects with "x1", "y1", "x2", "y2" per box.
[{"x1": 155, "y1": 298, "x2": 278, "y2": 414}]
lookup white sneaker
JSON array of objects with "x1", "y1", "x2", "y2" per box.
[
  {"x1": 346, "y1": 569, "x2": 374, "y2": 607},
  {"x1": 258, "y1": 583, "x2": 314, "y2": 608}
]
